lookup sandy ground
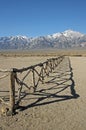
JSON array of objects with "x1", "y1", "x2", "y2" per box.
[{"x1": 0, "y1": 56, "x2": 86, "y2": 130}]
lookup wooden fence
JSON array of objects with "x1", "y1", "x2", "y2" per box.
[{"x1": 0, "y1": 56, "x2": 64, "y2": 115}]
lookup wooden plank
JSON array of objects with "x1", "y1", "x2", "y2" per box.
[{"x1": 10, "y1": 71, "x2": 15, "y2": 114}]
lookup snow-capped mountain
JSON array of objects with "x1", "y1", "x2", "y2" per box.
[
  {"x1": 0, "y1": 30, "x2": 86, "y2": 49},
  {"x1": 62, "y1": 30, "x2": 84, "y2": 38}
]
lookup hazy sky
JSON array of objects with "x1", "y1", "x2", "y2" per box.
[{"x1": 0, "y1": 0, "x2": 86, "y2": 37}]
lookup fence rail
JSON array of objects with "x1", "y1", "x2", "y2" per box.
[{"x1": 0, "y1": 56, "x2": 64, "y2": 115}]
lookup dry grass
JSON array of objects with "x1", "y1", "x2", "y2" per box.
[{"x1": 0, "y1": 49, "x2": 86, "y2": 57}]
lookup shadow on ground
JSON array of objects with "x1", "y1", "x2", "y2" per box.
[{"x1": 17, "y1": 57, "x2": 80, "y2": 111}]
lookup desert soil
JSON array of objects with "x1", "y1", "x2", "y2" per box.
[{"x1": 0, "y1": 56, "x2": 86, "y2": 130}]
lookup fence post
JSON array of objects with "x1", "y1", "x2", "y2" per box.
[
  {"x1": 10, "y1": 70, "x2": 15, "y2": 114},
  {"x1": 32, "y1": 68, "x2": 36, "y2": 92},
  {"x1": 41, "y1": 66, "x2": 45, "y2": 84}
]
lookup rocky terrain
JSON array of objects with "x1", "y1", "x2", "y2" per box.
[{"x1": 0, "y1": 30, "x2": 86, "y2": 49}]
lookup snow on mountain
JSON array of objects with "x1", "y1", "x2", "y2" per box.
[
  {"x1": 62, "y1": 30, "x2": 84, "y2": 38},
  {"x1": 0, "y1": 30, "x2": 86, "y2": 49},
  {"x1": 9, "y1": 35, "x2": 29, "y2": 41},
  {"x1": 52, "y1": 33, "x2": 62, "y2": 38}
]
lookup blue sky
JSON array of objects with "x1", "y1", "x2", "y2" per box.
[{"x1": 0, "y1": 0, "x2": 86, "y2": 37}]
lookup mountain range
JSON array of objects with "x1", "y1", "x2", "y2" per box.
[{"x1": 0, "y1": 30, "x2": 86, "y2": 50}]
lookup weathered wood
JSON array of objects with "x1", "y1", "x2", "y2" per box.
[
  {"x1": 46, "y1": 63, "x2": 50, "y2": 76},
  {"x1": 12, "y1": 57, "x2": 64, "y2": 73},
  {"x1": 13, "y1": 62, "x2": 45, "y2": 73},
  {"x1": 32, "y1": 69, "x2": 36, "y2": 91},
  {"x1": 10, "y1": 71, "x2": 15, "y2": 114},
  {"x1": 0, "y1": 56, "x2": 64, "y2": 115},
  {"x1": 40, "y1": 67, "x2": 45, "y2": 84},
  {"x1": 44, "y1": 62, "x2": 48, "y2": 76}
]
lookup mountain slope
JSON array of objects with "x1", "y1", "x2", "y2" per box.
[{"x1": 0, "y1": 30, "x2": 86, "y2": 49}]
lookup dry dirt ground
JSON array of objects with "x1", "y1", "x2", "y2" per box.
[{"x1": 0, "y1": 56, "x2": 86, "y2": 130}]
